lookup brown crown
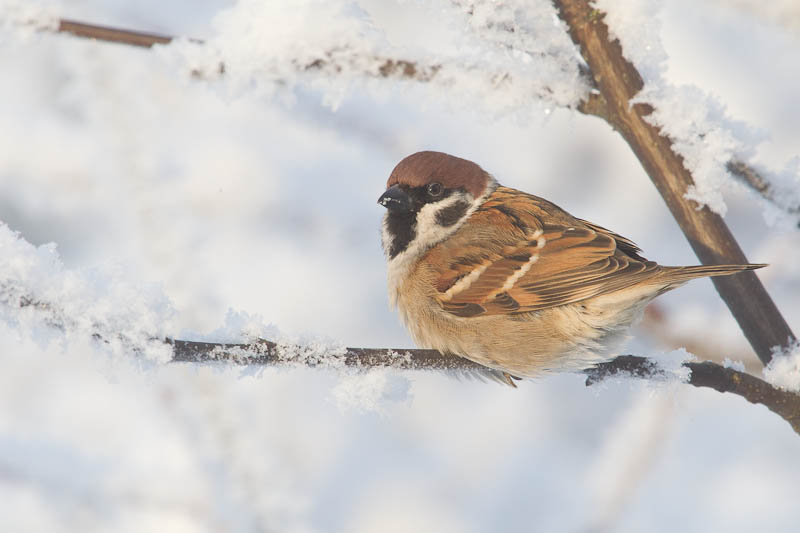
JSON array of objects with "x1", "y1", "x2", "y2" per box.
[{"x1": 387, "y1": 151, "x2": 491, "y2": 198}]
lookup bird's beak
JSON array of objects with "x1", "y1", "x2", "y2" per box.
[{"x1": 378, "y1": 184, "x2": 413, "y2": 212}]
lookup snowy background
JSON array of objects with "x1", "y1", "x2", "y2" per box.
[{"x1": 1, "y1": 1, "x2": 800, "y2": 531}]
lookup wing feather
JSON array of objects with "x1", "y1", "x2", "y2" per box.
[{"x1": 430, "y1": 187, "x2": 661, "y2": 317}]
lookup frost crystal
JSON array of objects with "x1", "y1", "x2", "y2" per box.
[
  {"x1": 163, "y1": 0, "x2": 588, "y2": 115},
  {"x1": 763, "y1": 341, "x2": 800, "y2": 392}
]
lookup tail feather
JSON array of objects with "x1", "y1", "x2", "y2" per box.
[{"x1": 658, "y1": 263, "x2": 766, "y2": 286}]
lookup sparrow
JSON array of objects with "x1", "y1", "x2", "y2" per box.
[{"x1": 377, "y1": 151, "x2": 765, "y2": 380}]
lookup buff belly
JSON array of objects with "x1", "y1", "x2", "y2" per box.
[{"x1": 395, "y1": 283, "x2": 662, "y2": 377}]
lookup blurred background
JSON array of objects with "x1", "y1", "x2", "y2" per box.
[{"x1": 1, "y1": 1, "x2": 799, "y2": 532}]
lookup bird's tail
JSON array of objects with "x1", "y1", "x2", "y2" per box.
[{"x1": 657, "y1": 263, "x2": 766, "y2": 289}]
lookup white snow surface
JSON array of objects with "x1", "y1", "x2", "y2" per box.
[{"x1": 1, "y1": 1, "x2": 799, "y2": 532}]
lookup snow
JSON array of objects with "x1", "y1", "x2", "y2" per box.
[
  {"x1": 764, "y1": 341, "x2": 800, "y2": 392},
  {"x1": 723, "y1": 358, "x2": 747, "y2": 372},
  {"x1": 1, "y1": 0, "x2": 799, "y2": 531},
  {"x1": 0, "y1": 0, "x2": 59, "y2": 35},
  {"x1": 164, "y1": 0, "x2": 587, "y2": 115},
  {"x1": 0, "y1": 223, "x2": 174, "y2": 364}
]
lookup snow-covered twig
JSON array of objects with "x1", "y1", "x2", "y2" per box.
[
  {"x1": 2, "y1": 266, "x2": 798, "y2": 433},
  {"x1": 171, "y1": 339, "x2": 800, "y2": 434}
]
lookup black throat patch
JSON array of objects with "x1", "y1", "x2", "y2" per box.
[{"x1": 385, "y1": 210, "x2": 417, "y2": 259}]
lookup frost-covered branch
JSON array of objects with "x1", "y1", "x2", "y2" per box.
[
  {"x1": 2, "y1": 258, "x2": 798, "y2": 434},
  {"x1": 51, "y1": 18, "x2": 797, "y2": 216},
  {"x1": 171, "y1": 339, "x2": 800, "y2": 434},
  {"x1": 51, "y1": 19, "x2": 798, "y2": 221}
]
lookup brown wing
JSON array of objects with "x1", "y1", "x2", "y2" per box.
[{"x1": 430, "y1": 187, "x2": 661, "y2": 318}]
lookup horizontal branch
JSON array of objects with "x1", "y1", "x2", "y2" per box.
[
  {"x1": 170, "y1": 338, "x2": 800, "y2": 435},
  {"x1": 169, "y1": 338, "x2": 482, "y2": 371},
  {"x1": 4, "y1": 287, "x2": 798, "y2": 433}
]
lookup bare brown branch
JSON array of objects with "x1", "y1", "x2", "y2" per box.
[{"x1": 58, "y1": 19, "x2": 173, "y2": 47}]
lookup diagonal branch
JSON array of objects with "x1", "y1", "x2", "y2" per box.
[{"x1": 552, "y1": 0, "x2": 795, "y2": 364}]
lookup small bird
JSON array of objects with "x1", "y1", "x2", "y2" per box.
[{"x1": 378, "y1": 151, "x2": 764, "y2": 380}]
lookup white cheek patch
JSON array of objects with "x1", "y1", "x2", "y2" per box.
[{"x1": 413, "y1": 195, "x2": 466, "y2": 249}]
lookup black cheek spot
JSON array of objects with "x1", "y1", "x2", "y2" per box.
[{"x1": 435, "y1": 200, "x2": 471, "y2": 227}]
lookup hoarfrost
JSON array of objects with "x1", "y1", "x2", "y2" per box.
[
  {"x1": 596, "y1": 0, "x2": 800, "y2": 223},
  {"x1": 723, "y1": 358, "x2": 747, "y2": 372},
  {"x1": 0, "y1": 223, "x2": 174, "y2": 364},
  {"x1": 763, "y1": 341, "x2": 800, "y2": 392},
  {"x1": 0, "y1": 0, "x2": 59, "y2": 37},
  {"x1": 162, "y1": 0, "x2": 588, "y2": 116},
  {"x1": 0, "y1": 222, "x2": 412, "y2": 412}
]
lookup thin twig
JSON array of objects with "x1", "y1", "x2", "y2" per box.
[
  {"x1": 587, "y1": 355, "x2": 800, "y2": 434},
  {"x1": 3, "y1": 282, "x2": 798, "y2": 433},
  {"x1": 727, "y1": 160, "x2": 800, "y2": 222},
  {"x1": 58, "y1": 19, "x2": 173, "y2": 47},
  {"x1": 170, "y1": 339, "x2": 800, "y2": 435}
]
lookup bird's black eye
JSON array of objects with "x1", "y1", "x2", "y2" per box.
[{"x1": 427, "y1": 182, "x2": 444, "y2": 197}]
